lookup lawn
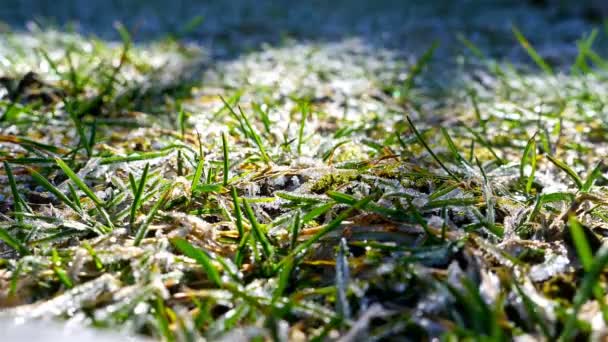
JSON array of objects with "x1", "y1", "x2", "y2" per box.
[{"x1": 2, "y1": 1, "x2": 608, "y2": 340}]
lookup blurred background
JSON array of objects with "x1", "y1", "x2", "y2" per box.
[{"x1": 0, "y1": 0, "x2": 606, "y2": 64}]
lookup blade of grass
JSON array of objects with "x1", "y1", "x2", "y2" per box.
[
  {"x1": 423, "y1": 197, "x2": 480, "y2": 209},
  {"x1": 219, "y1": 95, "x2": 248, "y2": 139},
  {"x1": 171, "y1": 237, "x2": 222, "y2": 287},
  {"x1": 191, "y1": 157, "x2": 205, "y2": 195},
  {"x1": 3, "y1": 161, "x2": 25, "y2": 222},
  {"x1": 560, "y1": 246, "x2": 608, "y2": 340},
  {"x1": 28, "y1": 167, "x2": 80, "y2": 213},
  {"x1": 222, "y1": 132, "x2": 229, "y2": 186},
  {"x1": 568, "y1": 216, "x2": 593, "y2": 270},
  {"x1": 407, "y1": 116, "x2": 460, "y2": 181},
  {"x1": 129, "y1": 163, "x2": 150, "y2": 230},
  {"x1": 153, "y1": 297, "x2": 175, "y2": 342},
  {"x1": 252, "y1": 102, "x2": 272, "y2": 135},
  {"x1": 83, "y1": 242, "x2": 103, "y2": 271},
  {"x1": 234, "y1": 231, "x2": 251, "y2": 268},
  {"x1": 521, "y1": 134, "x2": 537, "y2": 194},
  {"x1": 0, "y1": 227, "x2": 28, "y2": 255},
  {"x1": 67, "y1": 184, "x2": 83, "y2": 212},
  {"x1": 581, "y1": 162, "x2": 603, "y2": 193},
  {"x1": 469, "y1": 90, "x2": 487, "y2": 136},
  {"x1": 231, "y1": 187, "x2": 244, "y2": 239},
  {"x1": 133, "y1": 185, "x2": 173, "y2": 246},
  {"x1": 273, "y1": 256, "x2": 293, "y2": 302},
  {"x1": 218, "y1": 96, "x2": 270, "y2": 163},
  {"x1": 55, "y1": 157, "x2": 104, "y2": 207},
  {"x1": 100, "y1": 148, "x2": 176, "y2": 164},
  {"x1": 335, "y1": 238, "x2": 351, "y2": 320},
  {"x1": 327, "y1": 191, "x2": 402, "y2": 219},
  {"x1": 298, "y1": 101, "x2": 309, "y2": 155},
  {"x1": 476, "y1": 158, "x2": 496, "y2": 232},
  {"x1": 238, "y1": 106, "x2": 270, "y2": 163},
  {"x1": 242, "y1": 199, "x2": 274, "y2": 258},
  {"x1": 51, "y1": 249, "x2": 73, "y2": 288},
  {"x1": 463, "y1": 126, "x2": 505, "y2": 165},
  {"x1": 512, "y1": 26, "x2": 553, "y2": 75},
  {"x1": 68, "y1": 102, "x2": 92, "y2": 158},
  {"x1": 282, "y1": 195, "x2": 373, "y2": 266},
  {"x1": 302, "y1": 202, "x2": 335, "y2": 224},
  {"x1": 441, "y1": 127, "x2": 468, "y2": 166},
  {"x1": 572, "y1": 29, "x2": 598, "y2": 75},
  {"x1": 546, "y1": 154, "x2": 583, "y2": 190},
  {"x1": 290, "y1": 211, "x2": 301, "y2": 251},
  {"x1": 55, "y1": 157, "x2": 114, "y2": 229}
]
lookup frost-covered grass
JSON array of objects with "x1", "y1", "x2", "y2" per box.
[{"x1": 3, "y1": 8, "x2": 608, "y2": 340}]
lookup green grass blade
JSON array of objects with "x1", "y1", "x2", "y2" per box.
[
  {"x1": 191, "y1": 154, "x2": 205, "y2": 194},
  {"x1": 231, "y1": 187, "x2": 244, "y2": 239},
  {"x1": 463, "y1": 126, "x2": 505, "y2": 165},
  {"x1": 476, "y1": 158, "x2": 496, "y2": 232},
  {"x1": 51, "y1": 249, "x2": 73, "y2": 288},
  {"x1": 171, "y1": 237, "x2": 222, "y2": 287},
  {"x1": 3, "y1": 161, "x2": 25, "y2": 221},
  {"x1": 326, "y1": 191, "x2": 401, "y2": 218},
  {"x1": 298, "y1": 101, "x2": 309, "y2": 155},
  {"x1": 283, "y1": 195, "x2": 373, "y2": 265},
  {"x1": 242, "y1": 199, "x2": 274, "y2": 258},
  {"x1": 512, "y1": 27, "x2": 553, "y2": 75},
  {"x1": 302, "y1": 202, "x2": 335, "y2": 224},
  {"x1": 193, "y1": 183, "x2": 223, "y2": 194},
  {"x1": 134, "y1": 185, "x2": 173, "y2": 246},
  {"x1": 521, "y1": 134, "x2": 537, "y2": 194},
  {"x1": 28, "y1": 167, "x2": 80, "y2": 213},
  {"x1": 275, "y1": 191, "x2": 324, "y2": 204},
  {"x1": 290, "y1": 210, "x2": 301, "y2": 251},
  {"x1": 407, "y1": 116, "x2": 460, "y2": 181},
  {"x1": 129, "y1": 163, "x2": 150, "y2": 229},
  {"x1": 67, "y1": 183, "x2": 83, "y2": 212},
  {"x1": 273, "y1": 256, "x2": 293, "y2": 302},
  {"x1": 153, "y1": 297, "x2": 175, "y2": 342},
  {"x1": 219, "y1": 95, "x2": 248, "y2": 138},
  {"x1": 568, "y1": 216, "x2": 593, "y2": 271},
  {"x1": 572, "y1": 29, "x2": 598, "y2": 74},
  {"x1": 469, "y1": 91, "x2": 487, "y2": 136},
  {"x1": 190, "y1": 143, "x2": 205, "y2": 194},
  {"x1": 560, "y1": 246, "x2": 608, "y2": 340},
  {"x1": 55, "y1": 157, "x2": 104, "y2": 207},
  {"x1": 238, "y1": 106, "x2": 270, "y2": 163},
  {"x1": 100, "y1": 148, "x2": 175, "y2": 164},
  {"x1": 222, "y1": 132, "x2": 229, "y2": 186},
  {"x1": 83, "y1": 242, "x2": 103, "y2": 270},
  {"x1": 219, "y1": 96, "x2": 270, "y2": 163},
  {"x1": 546, "y1": 155, "x2": 583, "y2": 190},
  {"x1": 581, "y1": 162, "x2": 603, "y2": 193},
  {"x1": 441, "y1": 127, "x2": 468, "y2": 166},
  {"x1": 423, "y1": 197, "x2": 480, "y2": 210},
  {"x1": 234, "y1": 231, "x2": 250, "y2": 268},
  {"x1": 0, "y1": 227, "x2": 28, "y2": 255}
]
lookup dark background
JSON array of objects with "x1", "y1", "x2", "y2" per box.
[{"x1": 0, "y1": 1, "x2": 606, "y2": 63}]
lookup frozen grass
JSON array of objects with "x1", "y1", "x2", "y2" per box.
[{"x1": 2, "y1": 14, "x2": 608, "y2": 341}]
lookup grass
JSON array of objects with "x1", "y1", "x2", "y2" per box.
[{"x1": 2, "y1": 17, "x2": 608, "y2": 341}]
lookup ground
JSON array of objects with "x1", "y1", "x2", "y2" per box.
[{"x1": 1, "y1": 1, "x2": 608, "y2": 341}]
